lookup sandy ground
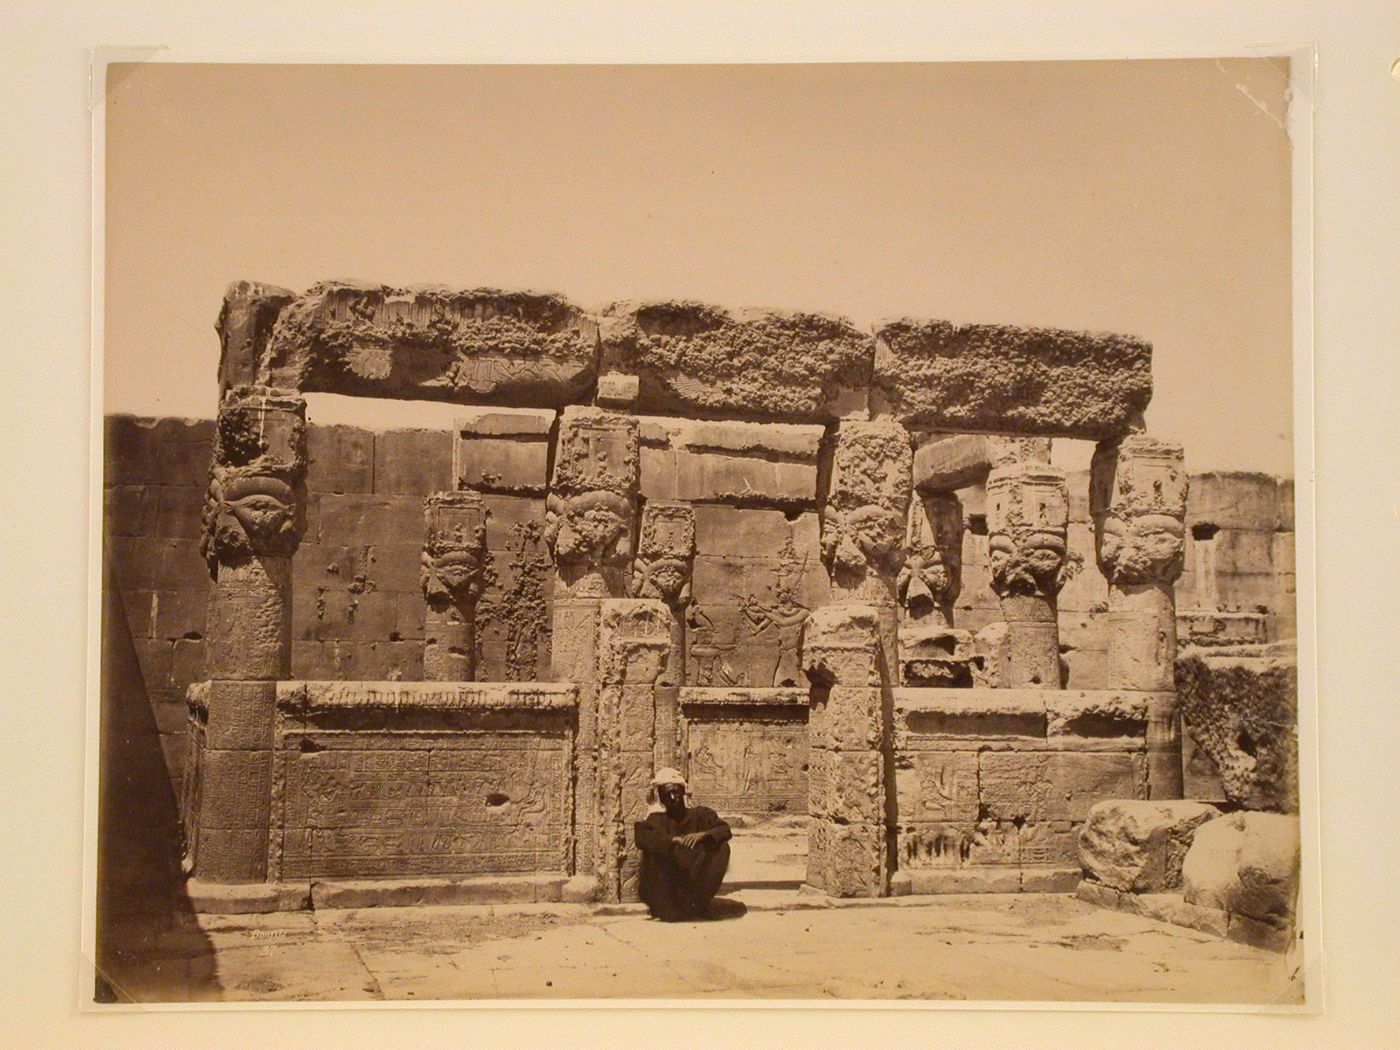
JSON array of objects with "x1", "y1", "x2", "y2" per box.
[{"x1": 97, "y1": 822, "x2": 1303, "y2": 1006}]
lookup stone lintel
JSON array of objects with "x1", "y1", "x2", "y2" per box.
[
  {"x1": 873, "y1": 318, "x2": 1152, "y2": 438},
  {"x1": 678, "y1": 687, "x2": 810, "y2": 708},
  {"x1": 454, "y1": 410, "x2": 556, "y2": 438},
  {"x1": 263, "y1": 282, "x2": 599, "y2": 407},
  {"x1": 598, "y1": 300, "x2": 873, "y2": 422},
  {"x1": 912, "y1": 434, "x2": 994, "y2": 492},
  {"x1": 274, "y1": 680, "x2": 579, "y2": 712},
  {"x1": 893, "y1": 687, "x2": 1148, "y2": 717}
]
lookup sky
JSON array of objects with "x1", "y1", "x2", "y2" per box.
[{"x1": 103, "y1": 58, "x2": 1294, "y2": 474}]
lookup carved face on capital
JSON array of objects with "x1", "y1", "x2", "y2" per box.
[
  {"x1": 421, "y1": 545, "x2": 488, "y2": 605},
  {"x1": 988, "y1": 528, "x2": 1070, "y2": 597},
  {"x1": 1097, "y1": 512, "x2": 1185, "y2": 585},
  {"x1": 821, "y1": 504, "x2": 905, "y2": 580},
  {"x1": 634, "y1": 556, "x2": 691, "y2": 604},
  {"x1": 544, "y1": 490, "x2": 634, "y2": 569},
  {"x1": 201, "y1": 471, "x2": 303, "y2": 565},
  {"x1": 898, "y1": 547, "x2": 956, "y2": 617}
]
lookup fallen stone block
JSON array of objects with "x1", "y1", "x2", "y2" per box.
[
  {"x1": 1077, "y1": 800, "x2": 1221, "y2": 892},
  {"x1": 1182, "y1": 811, "x2": 1300, "y2": 928}
]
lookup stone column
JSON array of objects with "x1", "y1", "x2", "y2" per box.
[
  {"x1": 801, "y1": 604, "x2": 888, "y2": 897},
  {"x1": 630, "y1": 501, "x2": 695, "y2": 769},
  {"x1": 820, "y1": 419, "x2": 913, "y2": 664},
  {"x1": 1091, "y1": 433, "x2": 1188, "y2": 798},
  {"x1": 545, "y1": 406, "x2": 640, "y2": 893},
  {"x1": 803, "y1": 419, "x2": 910, "y2": 898},
  {"x1": 897, "y1": 492, "x2": 974, "y2": 686},
  {"x1": 985, "y1": 462, "x2": 1074, "y2": 689},
  {"x1": 421, "y1": 491, "x2": 490, "y2": 681},
  {"x1": 595, "y1": 599, "x2": 672, "y2": 902},
  {"x1": 193, "y1": 386, "x2": 306, "y2": 882}
]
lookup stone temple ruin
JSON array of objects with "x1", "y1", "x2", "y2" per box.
[{"x1": 101, "y1": 281, "x2": 1300, "y2": 944}]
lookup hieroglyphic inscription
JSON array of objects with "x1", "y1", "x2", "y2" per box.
[{"x1": 276, "y1": 733, "x2": 570, "y2": 878}]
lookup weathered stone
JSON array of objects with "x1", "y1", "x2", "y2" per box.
[
  {"x1": 374, "y1": 428, "x2": 454, "y2": 497},
  {"x1": 807, "y1": 819, "x2": 886, "y2": 897},
  {"x1": 598, "y1": 300, "x2": 872, "y2": 422},
  {"x1": 807, "y1": 749, "x2": 883, "y2": 822},
  {"x1": 893, "y1": 751, "x2": 979, "y2": 822},
  {"x1": 306, "y1": 424, "x2": 375, "y2": 494},
  {"x1": 979, "y1": 751, "x2": 1146, "y2": 822},
  {"x1": 1077, "y1": 800, "x2": 1221, "y2": 891},
  {"x1": 216, "y1": 280, "x2": 297, "y2": 393},
  {"x1": 912, "y1": 434, "x2": 993, "y2": 493},
  {"x1": 263, "y1": 282, "x2": 599, "y2": 406},
  {"x1": 1176, "y1": 644, "x2": 1299, "y2": 812},
  {"x1": 872, "y1": 319, "x2": 1152, "y2": 437},
  {"x1": 1186, "y1": 472, "x2": 1286, "y2": 532},
  {"x1": 421, "y1": 491, "x2": 490, "y2": 681},
  {"x1": 1182, "y1": 811, "x2": 1300, "y2": 927},
  {"x1": 201, "y1": 388, "x2": 308, "y2": 571}
]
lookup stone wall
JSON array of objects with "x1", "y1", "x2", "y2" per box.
[
  {"x1": 891, "y1": 689, "x2": 1154, "y2": 893},
  {"x1": 103, "y1": 414, "x2": 1298, "y2": 812}
]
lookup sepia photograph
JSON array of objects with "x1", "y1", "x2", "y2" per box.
[{"x1": 93, "y1": 55, "x2": 1310, "y2": 1008}]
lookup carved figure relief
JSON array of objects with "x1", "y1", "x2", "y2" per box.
[
  {"x1": 740, "y1": 591, "x2": 810, "y2": 687},
  {"x1": 685, "y1": 604, "x2": 745, "y2": 687},
  {"x1": 897, "y1": 493, "x2": 963, "y2": 626},
  {"x1": 543, "y1": 490, "x2": 634, "y2": 573},
  {"x1": 476, "y1": 520, "x2": 552, "y2": 681}
]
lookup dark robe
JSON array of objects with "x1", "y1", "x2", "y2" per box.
[{"x1": 634, "y1": 805, "x2": 732, "y2": 921}]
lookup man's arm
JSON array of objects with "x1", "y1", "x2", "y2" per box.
[
  {"x1": 694, "y1": 806, "x2": 733, "y2": 845},
  {"x1": 634, "y1": 814, "x2": 674, "y2": 854}
]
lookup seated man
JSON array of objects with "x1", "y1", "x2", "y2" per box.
[{"x1": 634, "y1": 768, "x2": 732, "y2": 921}]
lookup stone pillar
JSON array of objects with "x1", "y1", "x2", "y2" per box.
[
  {"x1": 820, "y1": 419, "x2": 913, "y2": 664},
  {"x1": 630, "y1": 501, "x2": 695, "y2": 769},
  {"x1": 985, "y1": 462, "x2": 1074, "y2": 689},
  {"x1": 193, "y1": 386, "x2": 306, "y2": 882},
  {"x1": 421, "y1": 491, "x2": 490, "y2": 681},
  {"x1": 897, "y1": 492, "x2": 975, "y2": 686},
  {"x1": 545, "y1": 406, "x2": 640, "y2": 892},
  {"x1": 596, "y1": 599, "x2": 672, "y2": 902},
  {"x1": 801, "y1": 604, "x2": 888, "y2": 897},
  {"x1": 1091, "y1": 433, "x2": 1188, "y2": 798}
]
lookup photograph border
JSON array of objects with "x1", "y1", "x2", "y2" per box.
[{"x1": 82, "y1": 41, "x2": 1321, "y2": 1017}]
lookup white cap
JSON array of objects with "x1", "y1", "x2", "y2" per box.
[{"x1": 651, "y1": 767, "x2": 687, "y2": 788}]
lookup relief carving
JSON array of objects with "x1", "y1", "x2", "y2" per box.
[
  {"x1": 421, "y1": 492, "x2": 491, "y2": 609},
  {"x1": 685, "y1": 605, "x2": 746, "y2": 687},
  {"x1": 200, "y1": 387, "x2": 308, "y2": 570},
  {"x1": 821, "y1": 421, "x2": 912, "y2": 594},
  {"x1": 985, "y1": 463, "x2": 1078, "y2": 599},
  {"x1": 546, "y1": 408, "x2": 640, "y2": 594},
  {"x1": 476, "y1": 520, "x2": 553, "y2": 681},
  {"x1": 1091, "y1": 434, "x2": 1188, "y2": 586},
  {"x1": 631, "y1": 501, "x2": 695, "y2": 606}
]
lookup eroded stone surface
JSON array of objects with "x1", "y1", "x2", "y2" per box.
[
  {"x1": 599, "y1": 301, "x2": 872, "y2": 421},
  {"x1": 264, "y1": 283, "x2": 599, "y2": 406},
  {"x1": 1182, "y1": 811, "x2": 1300, "y2": 928},
  {"x1": 1078, "y1": 800, "x2": 1221, "y2": 892},
  {"x1": 1176, "y1": 644, "x2": 1299, "y2": 812},
  {"x1": 873, "y1": 319, "x2": 1152, "y2": 437}
]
